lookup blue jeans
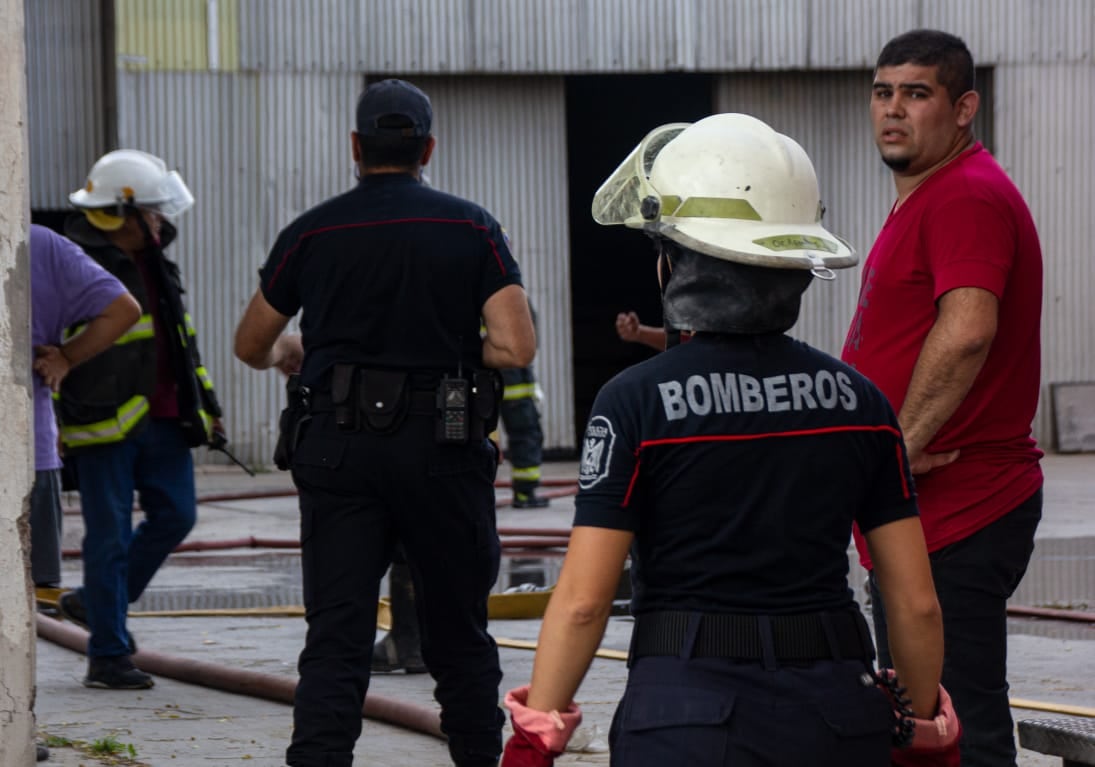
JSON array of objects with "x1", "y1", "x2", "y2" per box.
[
  {"x1": 869, "y1": 488, "x2": 1042, "y2": 767},
  {"x1": 72, "y1": 419, "x2": 197, "y2": 658}
]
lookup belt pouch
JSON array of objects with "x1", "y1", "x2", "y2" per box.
[
  {"x1": 358, "y1": 369, "x2": 409, "y2": 433},
  {"x1": 331, "y1": 363, "x2": 358, "y2": 431}
]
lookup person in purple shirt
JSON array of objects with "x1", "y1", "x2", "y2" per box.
[{"x1": 30, "y1": 224, "x2": 140, "y2": 591}]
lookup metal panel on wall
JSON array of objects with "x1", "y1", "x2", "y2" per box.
[
  {"x1": 238, "y1": 0, "x2": 473, "y2": 73},
  {"x1": 417, "y1": 76, "x2": 575, "y2": 450},
  {"x1": 116, "y1": 70, "x2": 360, "y2": 466},
  {"x1": 25, "y1": 0, "x2": 106, "y2": 209},
  {"x1": 926, "y1": 0, "x2": 1094, "y2": 65},
  {"x1": 995, "y1": 64, "x2": 1095, "y2": 446},
  {"x1": 116, "y1": 0, "x2": 240, "y2": 71}
]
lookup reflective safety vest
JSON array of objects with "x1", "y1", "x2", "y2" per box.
[
  {"x1": 56, "y1": 394, "x2": 149, "y2": 447},
  {"x1": 57, "y1": 216, "x2": 222, "y2": 451}
]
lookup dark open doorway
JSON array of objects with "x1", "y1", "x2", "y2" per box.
[{"x1": 566, "y1": 73, "x2": 713, "y2": 443}]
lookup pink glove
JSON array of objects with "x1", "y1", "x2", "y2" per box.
[
  {"x1": 877, "y1": 671, "x2": 961, "y2": 767},
  {"x1": 500, "y1": 685, "x2": 582, "y2": 767}
]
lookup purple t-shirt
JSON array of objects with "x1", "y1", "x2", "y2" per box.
[{"x1": 30, "y1": 224, "x2": 128, "y2": 470}]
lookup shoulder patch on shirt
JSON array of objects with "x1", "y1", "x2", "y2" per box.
[{"x1": 578, "y1": 415, "x2": 616, "y2": 489}]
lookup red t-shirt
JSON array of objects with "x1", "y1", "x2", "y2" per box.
[{"x1": 842, "y1": 143, "x2": 1043, "y2": 566}]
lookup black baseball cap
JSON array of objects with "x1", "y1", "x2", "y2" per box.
[{"x1": 355, "y1": 79, "x2": 433, "y2": 138}]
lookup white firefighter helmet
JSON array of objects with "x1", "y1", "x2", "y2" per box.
[
  {"x1": 69, "y1": 149, "x2": 195, "y2": 219},
  {"x1": 591, "y1": 113, "x2": 855, "y2": 275}
]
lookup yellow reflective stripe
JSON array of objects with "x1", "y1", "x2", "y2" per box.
[
  {"x1": 660, "y1": 195, "x2": 762, "y2": 221},
  {"x1": 196, "y1": 366, "x2": 215, "y2": 391},
  {"x1": 60, "y1": 396, "x2": 149, "y2": 447},
  {"x1": 511, "y1": 466, "x2": 541, "y2": 482},
  {"x1": 114, "y1": 315, "x2": 155, "y2": 344},
  {"x1": 503, "y1": 383, "x2": 538, "y2": 401},
  {"x1": 64, "y1": 314, "x2": 154, "y2": 345},
  {"x1": 196, "y1": 408, "x2": 213, "y2": 440},
  {"x1": 61, "y1": 322, "x2": 86, "y2": 342},
  {"x1": 184, "y1": 313, "x2": 197, "y2": 337}
]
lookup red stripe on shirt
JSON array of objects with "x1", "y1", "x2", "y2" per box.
[
  {"x1": 638, "y1": 423, "x2": 902, "y2": 449},
  {"x1": 621, "y1": 424, "x2": 911, "y2": 505},
  {"x1": 621, "y1": 449, "x2": 643, "y2": 507}
]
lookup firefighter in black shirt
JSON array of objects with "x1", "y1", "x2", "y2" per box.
[
  {"x1": 499, "y1": 115, "x2": 957, "y2": 767},
  {"x1": 235, "y1": 79, "x2": 536, "y2": 767}
]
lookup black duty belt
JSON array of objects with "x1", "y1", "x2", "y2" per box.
[
  {"x1": 308, "y1": 389, "x2": 438, "y2": 417},
  {"x1": 630, "y1": 609, "x2": 875, "y2": 665}
]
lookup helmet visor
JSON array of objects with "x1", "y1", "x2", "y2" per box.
[
  {"x1": 591, "y1": 123, "x2": 689, "y2": 226},
  {"x1": 153, "y1": 171, "x2": 195, "y2": 217}
]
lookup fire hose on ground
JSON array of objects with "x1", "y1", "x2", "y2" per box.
[
  {"x1": 37, "y1": 612, "x2": 1095, "y2": 734},
  {"x1": 36, "y1": 614, "x2": 447, "y2": 741},
  {"x1": 46, "y1": 479, "x2": 1095, "y2": 722}
]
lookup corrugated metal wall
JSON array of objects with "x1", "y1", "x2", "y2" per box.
[
  {"x1": 25, "y1": 0, "x2": 1095, "y2": 456},
  {"x1": 24, "y1": 0, "x2": 106, "y2": 208},
  {"x1": 112, "y1": 70, "x2": 573, "y2": 460},
  {"x1": 415, "y1": 77, "x2": 574, "y2": 450},
  {"x1": 115, "y1": 0, "x2": 239, "y2": 71},
  {"x1": 995, "y1": 63, "x2": 1095, "y2": 443},
  {"x1": 116, "y1": 70, "x2": 360, "y2": 465}
]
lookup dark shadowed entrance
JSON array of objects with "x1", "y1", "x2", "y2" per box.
[{"x1": 566, "y1": 73, "x2": 713, "y2": 444}]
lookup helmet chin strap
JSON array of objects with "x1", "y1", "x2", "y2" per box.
[
  {"x1": 656, "y1": 241, "x2": 683, "y2": 349},
  {"x1": 131, "y1": 206, "x2": 162, "y2": 249}
]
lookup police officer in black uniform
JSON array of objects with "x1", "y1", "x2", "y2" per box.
[
  {"x1": 499, "y1": 115, "x2": 956, "y2": 767},
  {"x1": 234, "y1": 78, "x2": 536, "y2": 767}
]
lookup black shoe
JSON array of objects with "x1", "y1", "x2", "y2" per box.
[
  {"x1": 83, "y1": 655, "x2": 154, "y2": 690},
  {"x1": 512, "y1": 489, "x2": 550, "y2": 508},
  {"x1": 59, "y1": 591, "x2": 138, "y2": 654},
  {"x1": 36, "y1": 742, "x2": 49, "y2": 761}
]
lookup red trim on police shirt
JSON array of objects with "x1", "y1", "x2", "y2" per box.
[
  {"x1": 266, "y1": 217, "x2": 507, "y2": 289},
  {"x1": 621, "y1": 449, "x2": 643, "y2": 507},
  {"x1": 620, "y1": 423, "x2": 910, "y2": 508}
]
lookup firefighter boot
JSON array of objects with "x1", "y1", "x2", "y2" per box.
[
  {"x1": 512, "y1": 483, "x2": 550, "y2": 509},
  {"x1": 372, "y1": 563, "x2": 427, "y2": 674}
]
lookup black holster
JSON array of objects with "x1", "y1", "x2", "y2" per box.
[
  {"x1": 273, "y1": 374, "x2": 311, "y2": 470},
  {"x1": 472, "y1": 369, "x2": 503, "y2": 440}
]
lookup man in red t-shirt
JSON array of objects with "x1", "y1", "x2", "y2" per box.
[{"x1": 842, "y1": 29, "x2": 1043, "y2": 767}]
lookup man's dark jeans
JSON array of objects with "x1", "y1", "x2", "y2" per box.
[{"x1": 869, "y1": 487, "x2": 1042, "y2": 767}]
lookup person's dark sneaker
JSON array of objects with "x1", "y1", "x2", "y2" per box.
[
  {"x1": 58, "y1": 590, "x2": 138, "y2": 654},
  {"x1": 512, "y1": 489, "x2": 550, "y2": 508},
  {"x1": 83, "y1": 655, "x2": 154, "y2": 690}
]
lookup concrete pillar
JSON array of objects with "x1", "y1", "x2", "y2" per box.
[{"x1": 0, "y1": 0, "x2": 36, "y2": 762}]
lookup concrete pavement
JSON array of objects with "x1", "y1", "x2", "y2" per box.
[{"x1": 32, "y1": 455, "x2": 1095, "y2": 766}]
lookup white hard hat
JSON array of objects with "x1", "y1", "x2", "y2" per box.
[
  {"x1": 592, "y1": 113, "x2": 855, "y2": 275},
  {"x1": 69, "y1": 149, "x2": 194, "y2": 218}
]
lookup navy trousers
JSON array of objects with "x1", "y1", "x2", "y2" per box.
[
  {"x1": 869, "y1": 487, "x2": 1042, "y2": 767},
  {"x1": 609, "y1": 655, "x2": 893, "y2": 766},
  {"x1": 286, "y1": 411, "x2": 504, "y2": 767}
]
